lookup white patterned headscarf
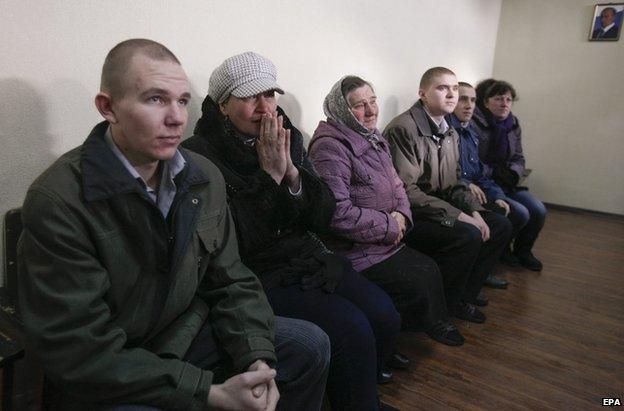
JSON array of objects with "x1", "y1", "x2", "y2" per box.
[{"x1": 323, "y1": 77, "x2": 382, "y2": 149}]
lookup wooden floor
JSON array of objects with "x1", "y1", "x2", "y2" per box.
[{"x1": 379, "y1": 208, "x2": 624, "y2": 410}]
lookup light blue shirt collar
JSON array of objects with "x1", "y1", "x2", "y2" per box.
[{"x1": 104, "y1": 126, "x2": 186, "y2": 217}]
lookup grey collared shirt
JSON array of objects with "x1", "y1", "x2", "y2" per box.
[{"x1": 105, "y1": 127, "x2": 186, "y2": 217}]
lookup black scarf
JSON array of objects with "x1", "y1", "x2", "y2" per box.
[{"x1": 483, "y1": 109, "x2": 515, "y2": 167}]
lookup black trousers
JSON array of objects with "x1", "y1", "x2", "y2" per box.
[
  {"x1": 360, "y1": 246, "x2": 447, "y2": 331},
  {"x1": 406, "y1": 211, "x2": 512, "y2": 307},
  {"x1": 266, "y1": 268, "x2": 400, "y2": 410}
]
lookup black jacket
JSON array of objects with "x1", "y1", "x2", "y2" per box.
[{"x1": 182, "y1": 97, "x2": 337, "y2": 290}]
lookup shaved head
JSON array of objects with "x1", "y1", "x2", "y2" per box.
[
  {"x1": 100, "y1": 39, "x2": 180, "y2": 98},
  {"x1": 419, "y1": 67, "x2": 456, "y2": 90}
]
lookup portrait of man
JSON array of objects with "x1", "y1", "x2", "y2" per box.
[{"x1": 590, "y1": 4, "x2": 623, "y2": 41}]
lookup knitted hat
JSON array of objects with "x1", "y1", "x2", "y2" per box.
[{"x1": 208, "y1": 51, "x2": 284, "y2": 104}]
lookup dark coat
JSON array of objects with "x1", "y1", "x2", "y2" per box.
[
  {"x1": 448, "y1": 113, "x2": 506, "y2": 201},
  {"x1": 472, "y1": 107, "x2": 525, "y2": 192},
  {"x1": 182, "y1": 97, "x2": 337, "y2": 290},
  {"x1": 384, "y1": 100, "x2": 483, "y2": 227},
  {"x1": 18, "y1": 122, "x2": 276, "y2": 410}
]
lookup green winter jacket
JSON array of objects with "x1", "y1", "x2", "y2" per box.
[{"x1": 17, "y1": 121, "x2": 276, "y2": 410}]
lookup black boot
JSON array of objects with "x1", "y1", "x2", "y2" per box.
[{"x1": 516, "y1": 251, "x2": 543, "y2": 271}]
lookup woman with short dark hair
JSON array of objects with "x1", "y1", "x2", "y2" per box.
[{"x1": 473, "y1": 79, "x2": 547, "y2": 271}]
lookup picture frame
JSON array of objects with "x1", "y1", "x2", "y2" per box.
[{"x1": 589, "y1": 3, "x2": 623, "y2": 41}]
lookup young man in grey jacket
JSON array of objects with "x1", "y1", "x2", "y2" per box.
[{"x1": 384, "y1": 67, "x2": 512, "y2": 328}]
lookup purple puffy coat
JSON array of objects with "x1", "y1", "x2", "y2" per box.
[{"x1": 309, "y1": 119, "x2": 413, "y2": 271}]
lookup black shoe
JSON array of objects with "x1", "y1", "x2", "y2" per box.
[
  {"x1": 453, "y1": 302, "x2": 486, "y2": 324},
  {"x1": 516, "y1": 251, "x2": 543, "y2": 271},
  {"x1": 426, "y1": 320, "x2": 465, "y2": 346},
  {"x1": 484, "y1": 274, "x2": 509, "y2": 289},
  {"x1": 377, "y1": 368, "x2": 393, "y2": 384},
  {"x1": 501, "y1": 247, "x2": 520, "y2": 267},
  {"x1": 387, "y1": 352, "x2": 410, "y2": 370},
  {"x1": 474, "y1": 291, "x2": 489, "y2": 307}
]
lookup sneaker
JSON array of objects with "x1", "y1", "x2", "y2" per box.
[
  {"x1": 484, "y1": 274, "x2": 509, "y2": 289},
  {"x1": 453, "y1": 302, "x2": 486, "y2": 323},
  {"x1": 516, "y1": 251, "x2": 543, "y2": 271},
  {"x1": 426, "y1": 320, "x2": 465, "y2": 346}
]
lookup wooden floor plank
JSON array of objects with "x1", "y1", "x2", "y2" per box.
[{"x1": 380, "y1": 208, "x2": 624, "y2": 410}]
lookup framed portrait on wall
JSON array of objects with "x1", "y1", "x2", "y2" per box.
[{"x1": 589, "y1": 3, "x2": 623, "y2": 41}]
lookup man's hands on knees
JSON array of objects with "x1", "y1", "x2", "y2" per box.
[
  {"x1": 494, "y1": 199, "x2": 510, "y2": 216},
  {"x1": 248, "y1": 359, "x2": 279, "y2": 407},
  {"x1": 471, "y1": 211, "x2": 490, "y2": 241},
  {"x1": 468, "y1": 183, "x2": 487, "y2": 204},
  {"x1": 206, "y1": 360, "x2": 279, "y2": 410},
  {"x1": 458, "y1": 212, "x2": 490, "y2": 242}
]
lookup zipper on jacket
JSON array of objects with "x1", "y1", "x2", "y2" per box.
[{"x1": 434, "y1": 135, "x2": 444, "y2": 190}]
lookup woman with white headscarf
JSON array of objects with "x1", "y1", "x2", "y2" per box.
[{"x1": 309, "y1": 76, "x2": 464, "y2": 347}]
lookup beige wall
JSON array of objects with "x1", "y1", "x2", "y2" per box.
[
  {"x1": 0, "y1": 0, "x2": 503, "y2": 283},
  {"x1": 493, "y1": 0, "x2": 624, "y2": 214}
]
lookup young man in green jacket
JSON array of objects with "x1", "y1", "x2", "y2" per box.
[{"x1": 17, "y1": 39, "x2": 329, "y2": 411}]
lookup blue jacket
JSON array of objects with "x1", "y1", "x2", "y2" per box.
[{"x1": 448, "y1": 113, "x2": 505, "y2": 201}]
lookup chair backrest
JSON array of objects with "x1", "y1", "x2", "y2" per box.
[{"x1": 3, "y1": 208, "x2": 22, "y2": 307}]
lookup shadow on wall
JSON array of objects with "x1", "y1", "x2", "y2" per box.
[
  {"x1": 47, "y1": 78, "x2": 99, "y2": 148},
  {"x1": 381, "y1": 95, "x2": 400, "y2": 131},
  {"x1": 278, "y1": 92, "x2": 311, "y2": 146},
  {"x1": 0, "y1": 78, "x2": 56, "y2": 281}
]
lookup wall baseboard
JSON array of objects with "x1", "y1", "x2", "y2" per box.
[{"x1": 544, "y1": 202, "x2": 624, "y2": 219}]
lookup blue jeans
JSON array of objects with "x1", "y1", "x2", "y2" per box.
[
  {"x1": 111, "y1": 316, "x2": 330, "y2": 411},
  {"x1": 266, "y1": 268, "x2": 401, "y2": 411},
  {"x1": 504, "y1": 190, "x2": 547, "y2": 254}
]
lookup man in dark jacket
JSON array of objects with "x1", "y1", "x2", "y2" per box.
[
  {"x1": 17, "y1": 39, "x2": 329, "y2": 411},
  {"x1": 448, "y1": 81, "x2": 523, "y2": 277},
  {"x1": 384, "y1": 67, "x2": 512, "y2": 325}
]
